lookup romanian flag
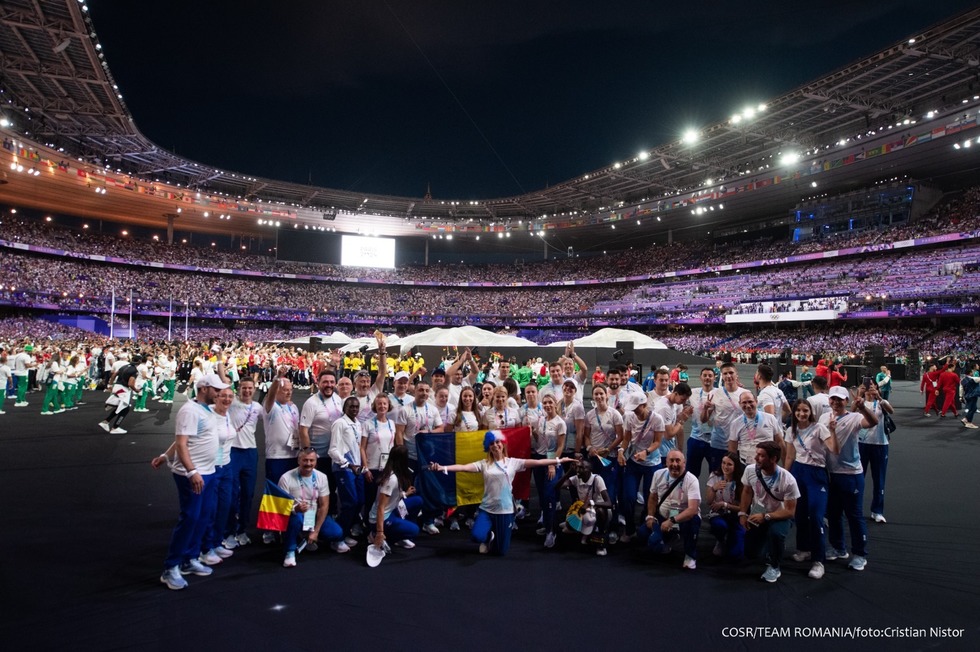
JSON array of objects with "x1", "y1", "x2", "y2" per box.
[
  {"x1": 256, "y1": 479, "x2": 295, "y2": 532},
  {"x1": 416, "y1": 427, "x2": 532, "y2": 513}
]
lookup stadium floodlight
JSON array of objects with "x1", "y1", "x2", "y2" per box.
[
  {"x1": 638, "y1": 151, "x2": 649, "y2": 161},
  {"x1": 757, "y1": 103, "x2": 767, "y2": 112},
  {"x1": 682, "y1": 129, "x2": 699, "y2": 145},
  {"x1": 742, "y1": 107, "x2": 756, "y2": 119},
  {"x1": 780, "y1": 152, "x2": 800, "y2": 166},
  {"x1": 731, "y1": 114, "x2": 742, "y2": 124}
]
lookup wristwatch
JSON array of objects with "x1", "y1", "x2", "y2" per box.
[{"x1": 764, "y1": 513, "x2": 772, "y2": 522}]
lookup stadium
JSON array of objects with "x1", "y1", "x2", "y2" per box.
[{"x1": 1, "y1": 1, "x2": 979, "y2": 650}]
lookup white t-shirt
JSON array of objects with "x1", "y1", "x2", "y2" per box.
[
  {"x1": 650, "y1": 469, "x2": 701, "y2": 518},
  {"x1": 211, "y1": 411, "x2": 235, "y2": 467},
  {"x1": 533, "y1": 415, "x2": 566, "y2": 456},
  {"x1": 821, "y1": 411, "x2": 864, "y2": 475},
  {"x1": 473, "y1": 457, "x2": 526, "y2": 514},
  {"x1": 229, "y1": 399, "x2": 263, "y2": 449},
  {"x1": 264, "y1": 401, "x2": 299, "y2": 460},
  {"x1": 758, "y1": 384, "x2": 788, "y2": 418},
  {"x1": 727, "y1": 412, "x2": 783, "y2": 464},
  {"x1": 395, "y1": 401, "x2": 444, "y2": 459},
  {"x1": 363, "y1": 417, "x2": 397, "y2": 470},
  {"x1": 788, "y1": 422, "x2": 834, "y2": 467},
  {"x1": 369, "y1": 473, "x2": 403, "y2": 523},
  {"x1": 300, "y1": 392, "x2": 344, "y2": 454},
  {"x1": 13, "y1": 352, "x2": 33, "y2": 376},
  {"x1": 172, "y1": 400, "x2": 218, "y2": 476},
  {"x1": 741, "y1": 464, "x2": 800, "y2": 514},
  {"x1": 858, "y1": 400, "x2": 891, "y2": 446},
  {"x1": 558, "y1": 399, "x2": 586, "y2": 445},
  {"x1": 688, "y1": 386, "x2": 714, "y2": 443},
  {"x1": 585, "y1": 407, "x2": 624, "y2": 452},
  {"x1": 354, "y1": 387, "x2": 381, "y2": 424},
  {"x1": 704, "y1": 386, "x2": 744, "y2": 450},
  {"x1": 807, "y1": 393, "x2": 831, "y2": 422},
  {"x1": 485, "y1": 406, "x2": 520, "y2": 429},
  {"x1": 278, "y1": 468, "x2": 330, "y2": 514},
  {"x1": 624, "y1": 410, "x2": 666, "y2": 466},
  {"x1": 568, "y1": 473, "x2": 607, "y2": 503}
]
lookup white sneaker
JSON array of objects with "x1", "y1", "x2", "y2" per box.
[
  {"x1": 15, "y1": 402, "x2": 29, "y2": 407},
  {"x1": 449, "y1": 520, "x2": 460, "y2": 531},
  {"x1": 422, "y1": 523, "x2": 440, "y2": 535},
  {"x1": 479, "y1": 531, "x2": 495, "y2": 554},
  {"x1": 683, "y1": 555, "x2": 697, "y2": 570},
  {"x1": 180, "y1": 559, "x2": 213, "y2": 576},
  {"x1": 331, "y1": 541, "x2": 351, "y2": 553},
  {"x1": 98, "y1": 421, "x2": 111, "y2": 432},
  {"x1": 262, "y1": 531, "x2": 276, "y2": 545},
  {"x1": 199, "y1": 549, "x2": 223, "y2": 565},
  {"x1": 282, "y1": 551, "x2": 296, "y2": 568},
  {"x1": 109, "y1": 427, "x2": 127, "y2": 434},
  {"x1": 966, "y1": 422, "x2": 979, "y2": 429},
  {"x1": 344, "y1": 536, "x2": 359, "y2": 548},
  {"x1": 848, "y1": 555, "x2": 868, "y2": 571},
  {"x1": 791, "y1": 550, "x2": 812, "y2": 562},
  {"x1": 213, "y1": 545, "x2": 234, "y2": 558},
  {"x1": 221, "y1": 536, "x2": 239, "y2": 550},
  {"x1": 160, "y1": 566, "x2": 188, "y2": 590},
  {"x1": 596, "y1": 547, "x2": 608, "y2": 556},
  {"x1": 871, "y1": 513, "x2": 887, "y2": 524},
  {"x1": 808, "y1": 562, "x2": 825, "y2": 579},
  {"x1": 395, "y1": 539, "x2": 416, "y2": 549},
  {"x1": 544, "y1": 532, "x2": 557, "y2": 548},
  {"x1": 235, "y1": 533, "x2": 252, "y2": 546}
]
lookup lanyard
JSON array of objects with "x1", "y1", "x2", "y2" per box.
[
  {"x1": 234, "y1": 402, "x2": 255, "y2": 433},
  {"x1": 298, "y1": 472, "x2": 318, "y2": 506},
  {"x1": 413, "y1": 403, "x2": 429, "y2": 431},
  {"x1": 743, "y1": 413, "x2": 760, "y2": 441},
  {"x1": 373, "y1": 417, "x2": 395, "y2": 452}
]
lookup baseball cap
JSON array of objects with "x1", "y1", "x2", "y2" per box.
[
  {"x1": 196, "y1": 373, "x2": 230, "y2": 390},
  {"x1": 828, "y1": 386, "x2": 850, "y2": 400},
  {"x1": 394, "y1": 371, "x2": 411, "y2": 381},
  {"x1": 622, "y1": 393, "x2": 646, "y2": 412},
  {"x1": 562, "y1": 378, "x2": 578, "y2": 388}
]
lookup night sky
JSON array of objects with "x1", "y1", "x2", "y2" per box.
[{"x1": 88, "y1": 0, "x2": 978, "y2": 200}]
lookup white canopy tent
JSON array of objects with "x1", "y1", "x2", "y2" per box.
[
  {"x1": 559, "y1": 328, "x2": 668, "y2": 350},
  {"x1": 396, "y1": 326, "x2": 537, "y2": 351}
]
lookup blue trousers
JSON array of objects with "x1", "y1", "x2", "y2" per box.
[
  {"x1": 334, "y1": 467, "x2": 365, "y2": 535},
  {"x1": 471, "y1": 509, "x2": 515, "y2": 556},
  {"x1": 621, "y1": 459, "x2": 658, "y2": 535},
  {"x1": 966, "y1": 396, "x2": 979, "y2": 424},
  {"x1": 637, "y1": 514, "x2": 701, "y2": 557},
  {"x1": 708, "y1": 514, "x2": 745, "y2": 559},
  {"x1": 706, "y1": 446, "x2": 727, "y2": 474},
  {"x1": 828, "y1": 472, "x2": 868, "y2": 557},
  {"x1": 791, "y1": 461, "x2": 829, "y2": 562},
  {"x1": 284, "y1": 513, "x2": 343, "y2": 553},
  {"x1": 226, "y1": 447, "x2": 257, "y2": 536},
  {"x1": 590, "y1": 456, "x2": 620, "y2": 508},
  {"x1": 204, "y1": 464, "x2": 233, "y2": 551},
  {"x1": 164, "y1": 472, "x2": 217, "y2": 570},
  {"x1": 531, "y1": 456, "x2": 563, "y2": 534},
  {"x1": 685, "y1": 438, "x2": 713, "y2": 480},
  {"x1": 859, "y1": 443, "x2": 888, "y2": 516},
  {"x1": 265, "y1": 458, "x2": 298, "y2": 485},
  {"x1": 375, "y1": 495, "x2": 423, "y2": 542},
  {"x1": 744, "y1": 518, "x2": 790, "y2": 569}
]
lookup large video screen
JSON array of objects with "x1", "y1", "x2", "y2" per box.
[{"x1": 341, "y1": 235, "x2": 396, "y2": 269}]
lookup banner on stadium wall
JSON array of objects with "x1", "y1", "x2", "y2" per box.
[{"x1": 726, "y1": 309, "x2": 839, "y2": 324}]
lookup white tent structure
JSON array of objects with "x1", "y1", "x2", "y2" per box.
[
  {"x1": 555, "y1": 328, "x2": 668, "y2": 350},
  {"x1": 278, "y1": 331, "x2": 353, "y2": 348},
  {"x1": 396, "y1": 326, "x2": 537, "y2": 350},
  {"x1": 340, "y1": 334, "x2": 401, "y2": 353}
]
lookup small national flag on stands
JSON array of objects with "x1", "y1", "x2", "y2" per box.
[
  {"x1": 416, "y1": 427, "x2": 532, "y2": 512},
  {"x1": 256, "y1": 479, "x2": 295, "y2": 532}
]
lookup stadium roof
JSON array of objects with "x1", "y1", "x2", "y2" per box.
[{"x1": 2, "y1": 1, "x2": 980, "y2": 229}]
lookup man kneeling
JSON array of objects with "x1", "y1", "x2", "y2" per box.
[
  {"x1": 279, "y1": 448, "x2": 346, "y2": 568},
  {"x1": 637, "y1": 450, "x2": 701, "y2": 570}
]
